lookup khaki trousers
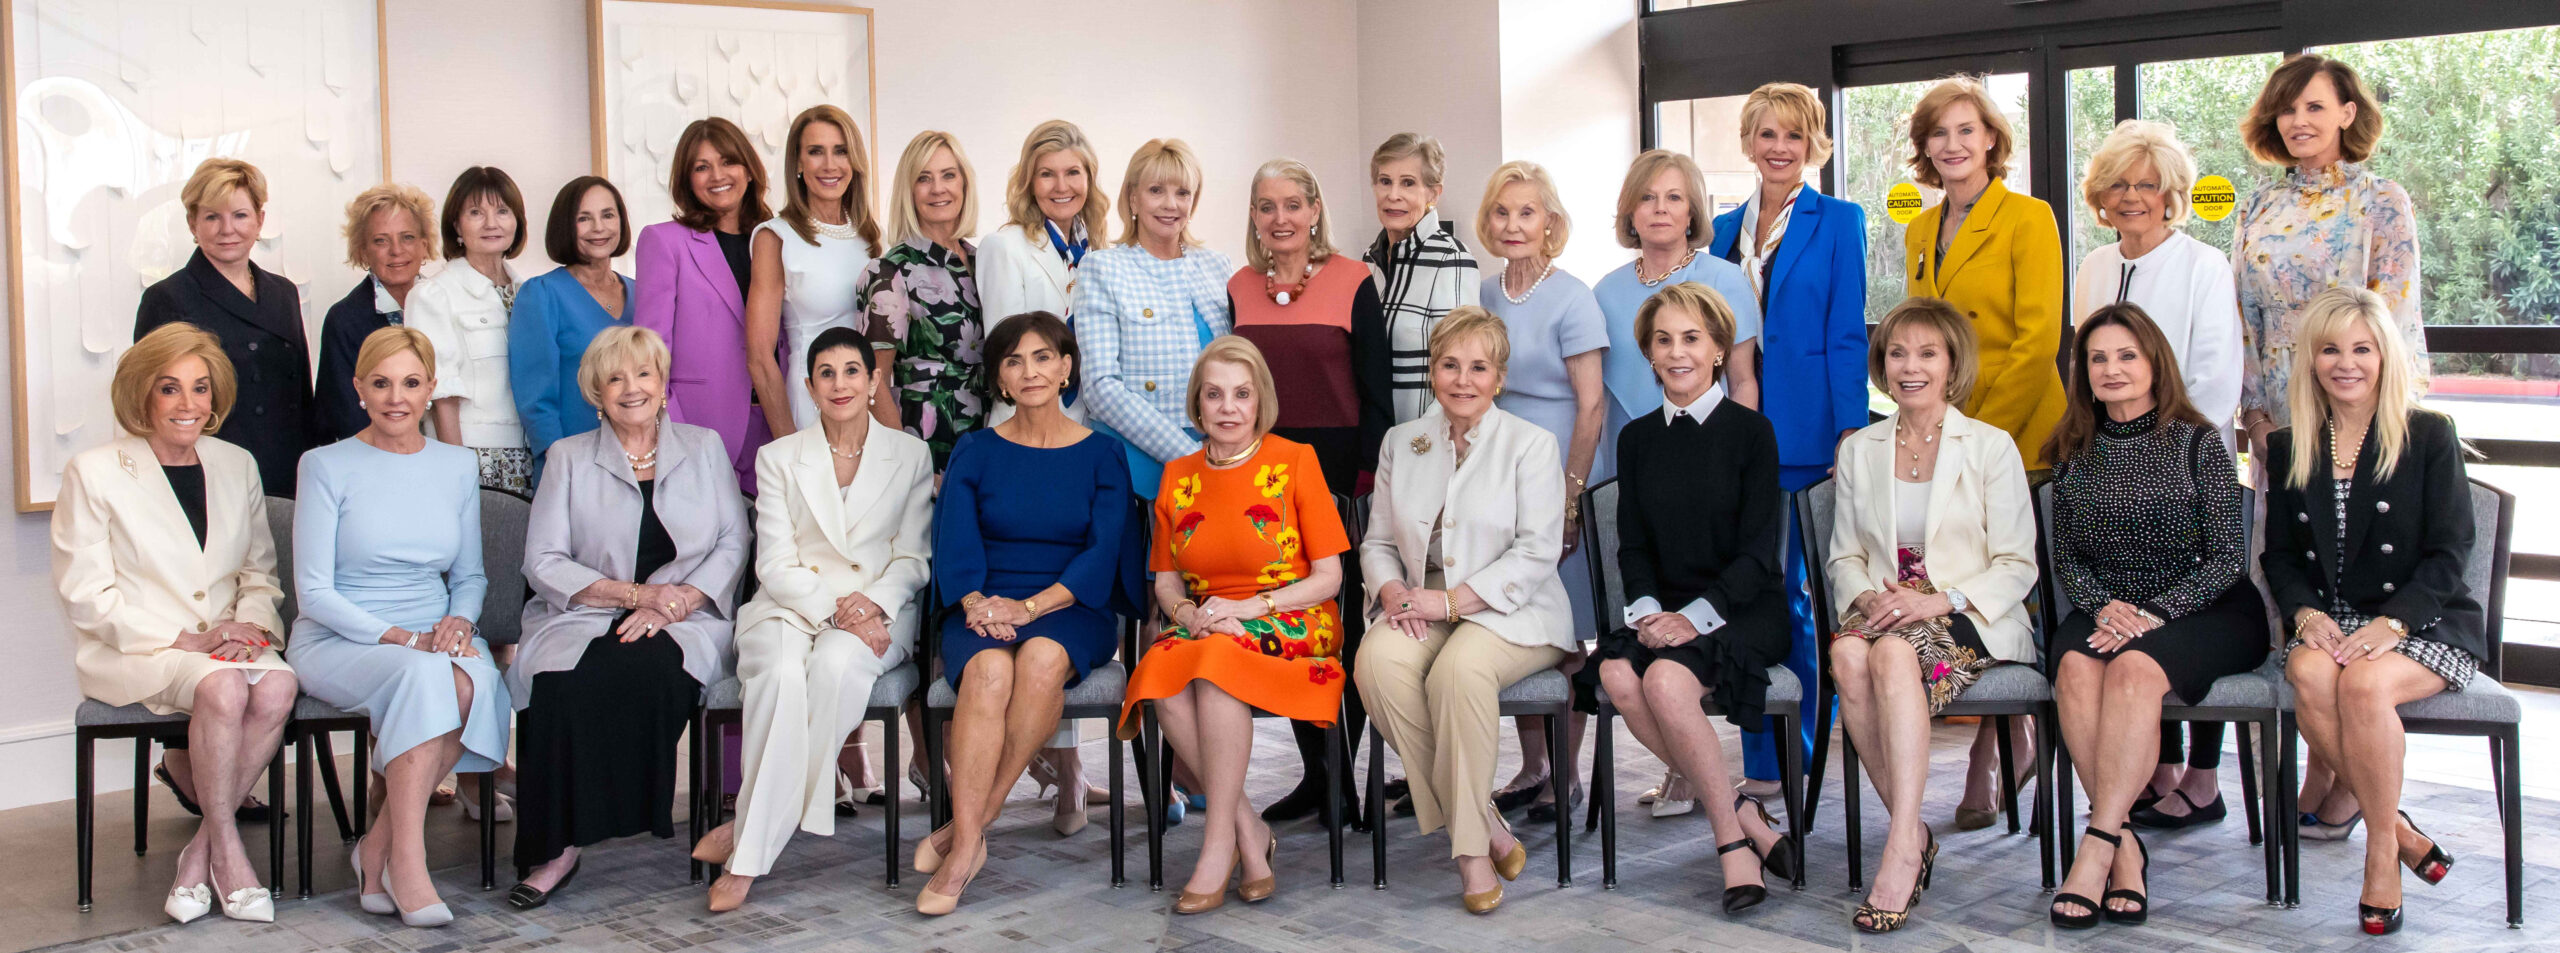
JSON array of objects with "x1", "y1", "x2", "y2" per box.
[
  {"x1": 726, "y1": 618, "x2": 912, "y2": 876},
  {"x1": 1354, "y1": 617, "x2": 1564, "y2": 857}
]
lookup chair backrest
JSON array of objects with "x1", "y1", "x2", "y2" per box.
[
  {"x1": 2465, "y1": 478, "x2": 2515, "y2": 678},
  {"x1": 477, "y1": 486, "x2": 534, "y2": 647},
  {"x1": 1791, "y1": 478, "x2": 1837, "y2": 642},
  {"x1": 264, "y1": 496, "x2": 298, "y2": 645},
  {"x1": 1579, "y1": 479, "x2": 1627, "y2": 638}
]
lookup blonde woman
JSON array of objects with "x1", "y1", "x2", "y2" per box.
[
  {"x1": 856, "y1": 130, "x2": 984, "y2": 468},
  {"x1": 54, "y1": 324, "x2": 296, "y2": 924},
  {"x1": 1231, "y1": 158, "x2": 1390, "y2": 495},
  {"x1": 320, "y1": 183, "x2": 437, "y2": 442},
  {"x1": 748, "y1": 105, "x2": 881, "y2": 437},
  {"x1": 2265, "y1": 288, "x2": 2477, "y2": 936},
  {"x1": 981, "y1": 120, "x2": 1110, "y2": 429},
  {"x1": 1363, "y1": 133, "x2": 1481, "y2": 425},
  {"x1": 1073, "y1": 138, "x2": 1237, "y2": 497}
]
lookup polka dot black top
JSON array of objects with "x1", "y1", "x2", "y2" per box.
[{"x1": 2049, "y1": 409, "x2": 2248, "y2": 619}]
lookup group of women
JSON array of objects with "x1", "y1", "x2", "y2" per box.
[{"x1": 58, "y1": 51, "x2": 2477, "y2": 939}]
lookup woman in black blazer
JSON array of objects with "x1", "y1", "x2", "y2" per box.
[
  {"x1": 2265, "y1": 288, "x2": 2480, "y2": 936},
  {"x1": 135, "y1": 158, "x2": 315, "y2": 497},
  {"x1": 1591, "y1": 282, "x2": 1798, "y2": 915},
  {"x1": 316, "y1": 184, "x2": 437, "y2": 442}
]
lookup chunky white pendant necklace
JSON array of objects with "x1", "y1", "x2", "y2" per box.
[{"x1": 1502, "y1": 262, "x2": 1555, "y2": 304}]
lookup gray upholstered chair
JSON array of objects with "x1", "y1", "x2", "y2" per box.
[{"x1": 70, "y1": 703, "x2": 285, "y2": 911}]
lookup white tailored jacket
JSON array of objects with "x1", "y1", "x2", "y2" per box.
[
  {"x1": 734, "y1": 423, "x2": 935, "y2": 646},
  {"x1": 1359, "y1": 406, "x2": 1574, "y2": 652}
]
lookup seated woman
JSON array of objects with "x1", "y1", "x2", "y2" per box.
[
  {"x1": 506, "y1": 325, "x2": 749, "y2": 908},
  {"x1": 914, "y1": 311, "x2": 1134, "y2": 915},
  {"x1": 53, "y1": 323, "x2": 298, "y2": 925},
  {"x1": 2266, "y1": 288, "x2": 2479, "y2": 937},
  {"x1": 1116, "y1": 336, "x2": 1351, "y2": 913},
  {"x1": 1354, "y1": 306, "x2": 1572, "y2": 915},
  {"x1": 2044, "y1": 303, "x2": 2262, "y2": 929},
  {"x1": 1590, "y1": 282, "x2": 1797, "y2": 915},
  {"x1": 693, "y1": 327, "x2": 934, "y2": 911},
  {"x1": 289, "y1": 326, "x2": 509, "y2": 928},
  {"x1": 1825, "y1": 297, "x2": 2038, "y2": 934}
]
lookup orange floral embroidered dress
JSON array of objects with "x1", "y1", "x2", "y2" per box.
[{"x1": 1117, "y1": 436, "x2": 1349, "y2": 738}]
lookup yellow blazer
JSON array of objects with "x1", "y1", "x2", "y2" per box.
[
  {"x1": 1903, "y1": 178, "x2": 2067, "y2": 469},
  {"x1": 51, "y1": 435, "x2": 290, "y2": 713},
  {"x1": 735, "y1": 423, "x2": 936, "y2": 644},
  {"x1": 1825, "y1": 408, "x2": 2041, "y2": 664}
]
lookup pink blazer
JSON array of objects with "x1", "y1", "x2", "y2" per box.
[{"x1": 635, "y1": 220, "x2": 771, "y2": 493}]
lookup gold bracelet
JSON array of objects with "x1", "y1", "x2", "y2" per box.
[
  {"x1": 1442, "y1": 591, "x2": 1457, "y2": 621},
  {"x1": 1260, "y1": 593, "x2": 1278, "y2": 616},
  {"x1": 1023, "y1": 597, "x2": 1041, "y2": 620}
]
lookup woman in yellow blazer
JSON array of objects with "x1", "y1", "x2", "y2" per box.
[
  {"x1": 52, "y1": 323, "x2": 298, "y2": 925},
  {"x1": 1900, "y1": 77, "x2": 2066, "y2": 472}
]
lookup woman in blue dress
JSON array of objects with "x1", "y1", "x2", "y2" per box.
[
  {"x1": 915, "y1": 310, "x2": 1134, "y2": 916},
  {"x1": 511, "y1": 176, "x2": 635, "y2": 485},
  {"x1": 290, "y1": 326, "x2": 509, "y2": 928}
]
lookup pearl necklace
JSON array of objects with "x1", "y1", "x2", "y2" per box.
[
  {"x1": 830, "y1": 440, "x2": 866, "y2": 460},
  {"x1": 624, "y1": 435, "x2": 660, "y2": 472},
  {"x1": 1502, "y1": 262, "x2": 1555, "y2": 304},
  {"x1": 2327, "y1": 414, "x2": 2367, "y2": 472},
  {"x1": 814, "y1": 216, "x2": 858, "y2": 241},
  {"x1": 1894, "y1": 418, "x2": 1943, "y2": 479},
  {"x1": 1635, "y1": 249, "x2": 1696, "y2": 287}
]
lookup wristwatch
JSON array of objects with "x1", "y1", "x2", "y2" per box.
[
  {"x1": 2376, "y1": 615, "x2": 2409, "y2": 639},
  {"x1": 1943, "y1": 589, "x2": 1970, "y2": 614}
]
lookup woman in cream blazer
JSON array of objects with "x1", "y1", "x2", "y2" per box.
[
  {"x1": 1823, "y1": 298, "x2": 2039, "y2": 934},
  {"x1": 1354, "y1": 308, "x2": 1570, "y2": 915},
  {"x1": 54, "y1": 324, "x2": 298, "y2": 924},
  {"x1": 692, "y1": 327, "x2": 934, "y2": 912}
]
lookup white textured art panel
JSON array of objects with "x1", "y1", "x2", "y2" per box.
[
  {"x1": 9, "y1": 0, "x2": 384, "y2": 508},
  {"x1": 596, "y1": 0, "x2": 872, "y2": 245}
]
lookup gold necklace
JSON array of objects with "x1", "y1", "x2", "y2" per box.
[
  {"x1": 2328, "y1": 414, "x2": 2367, "y2": 472},
  {"x1": 1894, "y1": 419, "x2": 1943, "y2": 479},
  {"x1": 1636, "y1": 249, "x2": 1697, "y2": 286},
  {"x1": 1206, "y1": 436, "x2": 1263, "y2": 468}
]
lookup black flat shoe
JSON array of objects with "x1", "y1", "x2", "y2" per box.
[
  {"x1": 1383, "y1": 777, "x2": 1409, "y2": 802},
  {"x1": 1524, "y1": 787, "x2": 1584, "y2": 825},
  {"x1": 2103, "y1": 828, "x2": 2150, "y2": 925},
  {"x1": 1491, "y1": 782, "x2": 1544, "y2": 814},
  {"x1": 507, "y1": 860, "x2": 579, "y2": 910},
  {"x1": 2396, "y1": 810, "x2": 2455, "y2": 885},
  {"x1": 2128, "y1": 789, "x2": 2225, "y2": 830},
  {"x1": 1262, "y1": 778, "x2": 1326, "y2": 823},
  {"x1": 2051, "y1": 828, "x2": 2120, "y2": 930},
  {"x1": 1715, "y1": 838, "x2": 1768, "y2": 914},
  {"x1": 2360, "y1": 902, "x2": 2403, "y2": 935}
]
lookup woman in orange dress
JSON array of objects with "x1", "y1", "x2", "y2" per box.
[{"x1": 1118, "y1": 335, "x2": 1350, "y2": 914}]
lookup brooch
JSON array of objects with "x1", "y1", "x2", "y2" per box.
[
  {"x1": 1409, "y1": 434, "x2": 1433, "y2": 455},
  {"x1": 116, "y1": 450, "x2": 137, "y2": 479}
]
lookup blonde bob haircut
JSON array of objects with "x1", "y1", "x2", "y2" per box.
[
  {"x1": 1004, "y1": 119, "x2": 1111, "y2": 252},
  {"x1": 1244, "y1": 158, "x2": 1340, "y2": 271},
  {"x1": 1612, "y1": 150, "x2": 1708, "y2": 250},
  {"x1": 1635, "y1": 281, "x2": 1740, "y2": 389},
  {"x1": 577, "y1": 325, "x2": 673, "y2": 409},
  {"x1": 1907, "y1": 77, "x2": 2015, "y2": 188},
  {"x1": 1428, "y1": 305, "x2": 1512, "y2": 382},
  {"x1": 884, "y1": 130, "x2": 979, "y2": 245},
  {"x1": 778, "y1": 105, "x2": 882, "y2": 249},
  {"x1": 340, "y1": 183, "x2": 437, "y2": 268},
  {"x1": 2082, "y1": 119, "x2": 2199, "y2": 230},
  {"x1": 1868, "y1": 296, "x2": 1979, "y2": 409},
  {"x1": 114, "y1": 323, "x2": 236, "y2": 437},
  {"x1": 2283, "y1": 288, "x2": 2418, "y2": 489},
  {"x1": 1369, "y1": 132, "x2": 1448, "y2": 187},
  {"x1": 2243, "y1": 54, "x2": 2385, "y2": 167},
  {"x1": 181, "y1": 157, "x2": 268, "y2": 221},
  {"x1": 1185, "y1": 335, "x2": 1280, "y2": 441},
  {"x1": 353, "y1": 325, "x2": 436, "y2": 383},
  {"x1": 1114, "y1": 138, "x2": 1207, "y2": 248},
  {"x1": 1479, "y1": 160, "x2": 1573, "y2": 259},
  {"x1": 1738, "y1": 83, "x2": 1834, "y2": 170}
]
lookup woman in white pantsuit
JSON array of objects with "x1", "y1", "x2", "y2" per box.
[{"x1": 692, "y1": 326, "x2": 935, "y2": 912}]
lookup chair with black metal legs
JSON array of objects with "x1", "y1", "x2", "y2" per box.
[
  {"x1": 1580, "y1": 477, "x2": 1806, "y2": 892},
  {"x1": 690, "y1": 665, "x2": 922, "y2": 886},
  {"x1": 1792, "y1": 477, "x2": 2059, "y2": 895},
  {"x1": 2277, "y1": 478, "x2": 2523, "y2": 926},
  {"x1": 70, "y1": 703, "x2": 287, "y2": 912}
]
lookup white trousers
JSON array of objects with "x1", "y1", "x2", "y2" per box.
[{"x1": 726, "y1": 618, "x2": 912, "y2": 875}]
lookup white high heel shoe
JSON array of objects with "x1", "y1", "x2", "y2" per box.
[
  {"x1": 208, "y1": 868, "x2": 274, "y2": 923},
  {"x1": 164, "y1": 883, "x2": 212, "y2": 924},
  {"x1": 350, "y1": 836, "x2": 395, "y2": 915},
  {"x1": 379, "y1": 865, "x2": 454, "y2": 927}
]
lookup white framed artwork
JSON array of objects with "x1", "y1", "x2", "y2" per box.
[
  {"x1": 3, "y1": 0, "x2": 388, "y2": 510},
  {"x1": 589, "y1": 0, "x2": 876, "y2": 241}
]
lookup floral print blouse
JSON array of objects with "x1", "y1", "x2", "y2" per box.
[
  {"x1": 858, "y1": 236, "x2": 984, "y2": 467},
  {"x1": 2232, "y1": 161, "x2": 2425, "y2": 426}
]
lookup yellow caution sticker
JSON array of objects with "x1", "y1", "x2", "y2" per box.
[
  {"x1": 2191, "y1": 174, "x2": 2237, "y2": 222},
  {"x1": 1885, "y1": 182, "x2": 1925, "y2": 225}
]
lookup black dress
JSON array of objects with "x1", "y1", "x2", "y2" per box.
[
  {"x1": 513, "y1": 478, "x2": 703, "y2": 871},
  {"x1": 1593, "y1": 396, "x2": 1794, "y2": 728},
  {"x1": 2052, "y1": 411, "x2": 2268, "y2": 703},
  {"x1": 135, "y1": 250, "x2": 315, "y2": 497}
]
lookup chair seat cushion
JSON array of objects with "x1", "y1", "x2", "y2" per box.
[
  {"x1": 75, "y1": 699, "x2": 189, "y2": 727},
  {"x1": 2171, "y1": 671, "x2": 2276, "y2": 709},
  {"x1": 927, "y1": 661, "x2": 1128, "y2": 711},
  {"x1": 2396, "y1": 676, "x2": 2521, "y2": 725},
  {"x1": 702, "y1": 664, "x2": 921, "y2": 713},
  {"x1": 1498, "y1": 669, "x2": 1571, "y2": 707},
  {"x1": 1940, "y1": 663, "x2": 2052, "y2": 710},
  {"x1": 292, "y1": 696, "x2": 366, "y2": 723}
]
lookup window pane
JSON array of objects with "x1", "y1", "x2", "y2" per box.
[
  {"x1": 1840, "y1": 73, "x2": 2032, "y2": 328},
  {"x1": 2136, "y1": 52, "x2": 2285, "y2": 254},
  {"x1": 2067, "y1": 66, "x2": 2117, "y2": 268},
  {"x1": 1654, "y1": 95, "x2": 1760, "y2": 216}
]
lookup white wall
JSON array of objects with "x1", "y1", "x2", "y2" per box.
[{"x1": 0, "y1": 0, "x2": 1637, "y2": 810}]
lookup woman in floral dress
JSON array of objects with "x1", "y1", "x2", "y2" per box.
[{"x1": 860, "y1": 130, "x2": 986, "y2": 467}]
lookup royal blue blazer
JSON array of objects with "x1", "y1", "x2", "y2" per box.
[{"x1": 1711, "y1": 189, "x2": 1869, "y2": 470}]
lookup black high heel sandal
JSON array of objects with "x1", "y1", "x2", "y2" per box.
[
  {"x1": 1715, "y1": 838, "x2": 1768, "y2": 914},
  {"x1": 2397, "y1": 810, "x2": 2455, "y2": 885},
  {"x1": 2104, "y1": 828, "x2": 2150, "y2": 925},
  {"x1": 1732, "y1": 794, "x2": 1801, "y2": 882},
  {"x1": 2051, "y1": 828, "x2": 2121, "y2": 930}
]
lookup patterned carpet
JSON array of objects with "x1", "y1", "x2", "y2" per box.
[{"x1": 35, "y1": 718, "x2": 2546, "y2": 953}]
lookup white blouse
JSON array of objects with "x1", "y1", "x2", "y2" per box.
[
  {"x1": 2070, "y1": 230, "x2": 2244, "y2": 448},
  {"x1": 754, "y1": 217, "x2": 872, "y2": 430},
  {"x1": 406, "y1": 259, "x2": 525, "y2": 449}
]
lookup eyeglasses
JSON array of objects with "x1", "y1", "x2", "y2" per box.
[{"x1": 2101, "y1": 182, "x2": 2163, "y2": 197}]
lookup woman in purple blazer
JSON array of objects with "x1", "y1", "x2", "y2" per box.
[{"x1": 636, "y1": 117, "x2": 774, "y2": 493}]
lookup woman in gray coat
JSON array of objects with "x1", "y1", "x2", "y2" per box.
[{"x1": 503, "y1": 325, "x2": 751, "y2": 908}]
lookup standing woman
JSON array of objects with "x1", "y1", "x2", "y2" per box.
[
  {"x1": 512, "y1": 176, "x2": 635, "y2": 479},
  {"x1": 407, "y1": 167, "x2": 533, "y2": 494},
  {"x1": 1477, "y1": 160, "x2": 1608, "y2": 821},
  {"x1": 859, "y1": 130, "x2": 985, "y2": 468},
  {"x1": 135, "y1": 158, "x2": 314, "y2": 499},
  {"x1": 319, "y1": 184, "x2": 436, "y2": 442},
  {"x1": 1363, "y1": 133, "x2": 1480, "y2": 426},
  {"x1": 748, "y1": 105, "x2": 880, "y2": 438},
  {"x1": 1705, "y1": 83, "x2": 1870, "y2": 809},
  {"x1": 54, "y1": 325, "x2": 299, "y2": 924},
  {"x1": 1229, "y1": 157, "x2": 1390, "y2": 496},
  {"x1": 290, "y1": 327, "x2": 509, "y2": 928},
  {"x1": 2266, "y1": 289, "x2": 2476, "y2": 936},
  {"x1": 637, "y1": 117, "x2": 775, "y2": 492},
  {"x1": 1899, "y1": 76, "x2": 2059, "y2": 823},
  {"x1": 981, "y1": 119, "x2": 1110, "y2": 425},
  {"x1": 1824, "y1": 298, "x2": 2039, "y2": 933},
  {"x1": 1597, "y1": 150, "x2": 1764, "y2": 414},
  {"x1": 506, "y1": 326, "x2": 749, "y2": 909},
  {"x1": 915, "y1": 312, "x2": 1134, "y2": 916}
]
